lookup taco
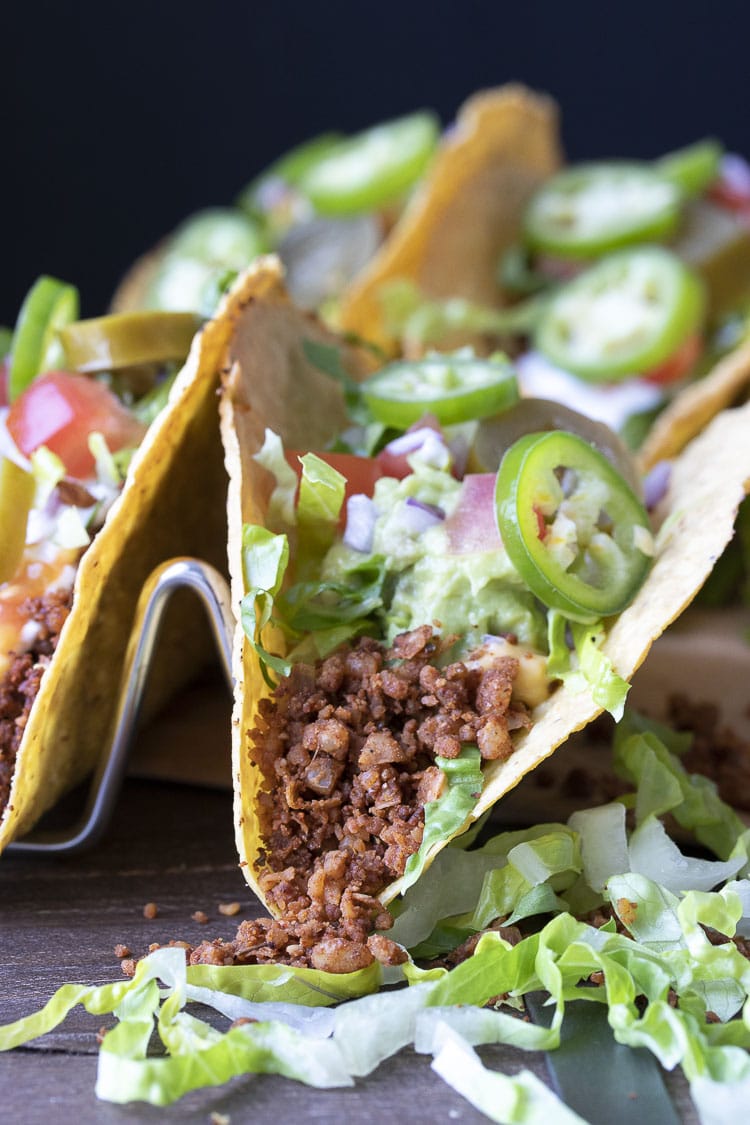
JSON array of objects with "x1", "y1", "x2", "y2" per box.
[
  {"x1": 110, "y1": 86, "x2": 558, "y2": 328},
  {"x1": 337, "y1": 98, "x2": 750, "y2": 462},
  {"x1": 206, "y1": 257, "x2": 750, "y2": 974},
  {"x1": 0, "y1": 279, "x2": 234, "y2": 853}
]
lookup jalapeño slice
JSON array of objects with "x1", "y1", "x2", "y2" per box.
[
  {"x1": 59, "y1": 311, "x2": 202, "y2": 373},
  {"x1": 656, "y1": 139, "x2": 723, "y2": 199},
  {"x1": 237, "y1": 132, "x2": 344, "y2": 217},
  {"x1": 469, "y1": 398, "x2": 641, "y2": 495},
  {"x1": 534, "y1": 247, "x2": 705, "y2": 382},
  {"x1": 495, "y1": 430, "x2": 653, "y2": 623},
  {"x1": 361, "y1": 351, "x2": 519, "y2": 427},
  {"x1": 523, "y1": 162, "x2": 683, "y2": 259},
  {"x1": 297, "y1": 111, "x2": 439, "y2": 216},
  {"x1": 147, "y1": 209, "x2": 266, "y2": 314},
  {"x1": 8, "y1": 276, "x2": 80, "y2": 401}
]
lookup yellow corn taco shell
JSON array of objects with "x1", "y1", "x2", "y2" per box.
[
  {"x1": 0, "y1": 292, "x2": 239, "y2": 853},
  {"x1": 637, "y1": 336, "x2": 750, "y2": 471},
  {"x1": 219, "y1": 258, "x2": 750, "y2": 911},
  {"x1": 112, "y1": 85, "x2": 560, "y2": 342},
  {"x1": 337, "y1": 85, "x2": 562, "y2": 353}
]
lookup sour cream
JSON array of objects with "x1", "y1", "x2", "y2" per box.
[{"x1": 516, "y1": 350, "x2": 663, "y2": 433}]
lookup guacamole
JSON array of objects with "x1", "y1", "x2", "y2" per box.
[{"x1": 321, "y1": 464, "x2": 548, "y2": 652}]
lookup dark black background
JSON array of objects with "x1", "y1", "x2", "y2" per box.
[{"x1": 3, "y1": 1, "x2": 749, "y2": 320}]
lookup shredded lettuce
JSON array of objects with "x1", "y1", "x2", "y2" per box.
[
  {"x1": 400, "y1": 745, "x2": 484, "y2": 894},
  {"x1": 6, "y1": 734, "x2": 750, "y2": 1117},
  {"x1": 239, "y1": 523, "x2": 292, "y2": 683},
  {"x1": 547, "y1": 610, "x2": 630, "y2": 719},
  {"x1": 429, "y1": 1024, "x2": 587, "y2": 1124},
  {"x1": 568, "y1": 803, "x2": 629, "y2": 892},
  {"x1": 279, "y1": 554, "x2": 386, "y2": 658},
  {"x1": 296, "y1": 451, "x2": 346, "y2": 569},
  {"x1": 7, "y1": 718, "x2": 743, "y2": 1110},
  {"x1": 30, "y1": 445, "x2": 66, "y2": 508},
  {"x1": 186, "y1": 958, "x2": 380, "y2": 1005},
  {"x1": 613, "y1": 716, "x2": 748, "y2": 859},
  {"x1": 253, "y1": 428, "x2": 300, "y2": 529},
  {"x1": 51, "y1": 505, "x2": 91, "y2": 549}
]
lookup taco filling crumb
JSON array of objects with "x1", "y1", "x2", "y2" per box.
[
  {"x1": 189, "y1": 624, "x2": 529, "y2": 972},
  {"x1": 0, "y1": 589, "x2": 73, "y2": 812}
]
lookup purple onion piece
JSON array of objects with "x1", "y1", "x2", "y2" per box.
[
  {"x1": 384, "y1": 427, "x2": 443, "y2": 455},
  {"x1": 643, "y1": 460, "x2": 671, "y2": 510},
  {"x1": 400, "y1": 496, "x2": 445, "y2": 533},
  {"x1": 343, "y1": 494, "x2": 378, "y2": 552},
  {"x1": 447, "y1": 431, "x2": 469, "y2": 478},
  {"x1": 382, "y1": 427, "x2": 450, "y2": 470}
]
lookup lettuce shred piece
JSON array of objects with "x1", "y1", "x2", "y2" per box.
[
  {"x1": 547, "y1": 611, "x2": 630, "y2": 719},
  {"x1": 429, "y1": 1025, "x2": 587, "y2": 1124},
  {"x1": 296, "y1": 452, "x2": 346, "y2": 571},
  {"x1": 30, "y1": 445, "x2": 66, "y2": 507},
  {"x1": 400, "y1": 745, "x2": 484, "y2": 894},
  {"x1": 279, "y1": 554, "x2": 386, "y2": 659},
  {"x1": 239, "y1": 523, "x2": 291, "y2": 684},
  {"x1": 253, "y1": 428, "x2": 300, "y2": 529}
]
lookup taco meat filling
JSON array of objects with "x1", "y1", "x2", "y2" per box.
[
  {"x1": 0, "y1": 589, "x2": 73, "y2": 814},
  {"x1": 188, "y1": 625, "x2": 530, "y2": 972}
]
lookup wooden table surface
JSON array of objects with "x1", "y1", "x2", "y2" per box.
[{"x1": 0, "y1": 685, "x2": 700, "y2": 1125}]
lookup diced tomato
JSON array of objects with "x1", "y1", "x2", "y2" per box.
[
  {"x1": 6, "y1": 372, "x2": 147, "y2": 479},
  {"x1": 642, "y1": 333, "x2": 702, "y2": 386},
  {"x1": 286, "y1": 450, "x2": 384, "y2": 507},
  {"x1": 375, "y1": 445, "x2": 418, "y2": 480}
]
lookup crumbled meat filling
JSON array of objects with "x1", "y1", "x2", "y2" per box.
[
  {"x1": 0, "y1": 590, "x2": 73, "y2": 815},
  {"x1": 188, "y1": 626, "x2": 528, "y2": 972},
  {"x1": 668, "y1": 694, "x2": 750, "y2": 811}
]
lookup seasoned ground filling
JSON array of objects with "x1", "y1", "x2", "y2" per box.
[
  {"x1": 668, "y1": 694, "x2": 750, "y2": 811},
  {"x1": 188, "y1": 625, "x2": 529, "y2": 973},
  {"x1": 0, "y1": 589, "x2": 73, "y2": 815}
]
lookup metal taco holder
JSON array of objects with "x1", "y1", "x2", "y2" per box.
[{"x1": 7, "y1": 557, "x2": 235, "y2": 855}]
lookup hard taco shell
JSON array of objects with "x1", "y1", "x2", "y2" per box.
[
  {"x1": 336, "y1": 85, "x2": 561, "y2": 353},
  {"x1": 0, "y1": 290, "x2": 236, "y2": 853},
  {"x1": 219, "y1": 258, "x2": 750, "y2": 911}
]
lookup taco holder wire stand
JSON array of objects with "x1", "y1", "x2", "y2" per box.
[{"x1": 7, "y1": 557, "x2": 235, "y2": 855}]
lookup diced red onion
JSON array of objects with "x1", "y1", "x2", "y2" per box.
[
  {"x1": 446, "y1": 431, "x2": 470, "y2": 479},
  {"x1": 343, "y1": 493, "x2": 378, "y2": 552},
  {"x1": 401, "y1": 496, "x2": 445, "y2": 533},
  {"x1": 444, "y1": 474, "x2": 502, "y2": 553},
  {"x1": 642, "y1": 460, "x2": 671, "y2": 510},
  {"x1": 382, "y1": 427, "x2": 450, "y2": 469}
]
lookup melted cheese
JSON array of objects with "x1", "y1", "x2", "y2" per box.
[{"x1": 466, "y1": 636, "x2": 550, "y2": 709}]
